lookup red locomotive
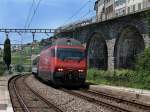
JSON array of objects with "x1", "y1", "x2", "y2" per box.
[{"x1": 36, "y1": 38, "x2": 87, "y2": 87}]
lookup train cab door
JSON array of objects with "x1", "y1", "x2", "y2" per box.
[
  {"x1": 39, "y1": 51, "x2": 48, "y2": 80},
  {"x1": 49, "y1": 48, "x2": 56, "y2": 81},
  {"x1": 44, "y1": 49, "x2": 52, "y2": 81},
  {"x1": 38, "y1": 53, "x2": 44, "y2": 79}
]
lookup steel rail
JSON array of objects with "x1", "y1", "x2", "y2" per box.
[
  {"x1": 85, "y1": 89, "x2": 150, "y2": 111},
  {"x1": 10, "y1": 75, "x2": 64, "y2": 112},
  {"x1": 13, "y1": 76, "x2": 31, "y2": 112},
  {"x1": 24, "y1": 75, "x2": 64, "y2": 112},
  {"x1": 61, "y1": 88, "x2": 130, "y2": 112}
]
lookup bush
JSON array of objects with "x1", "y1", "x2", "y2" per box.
[
  {"x1": 86, "y1": 47, "x2": 150, "y2": 90},
  {"x1": 15, "y1": 64, "x2": 24, "y2": 72},
  {"x1": 136, "y1": 47, "x2": 150, "y2": 72},
  {"x1": 134, "y1": 47, "x2": 150, "y2": 89},
  {"x1": 87, "y1": 69, "x2": 136, "y2": 86},
  {"x1": 0, "y1": 61, "x2": 6, "y2": 75}
]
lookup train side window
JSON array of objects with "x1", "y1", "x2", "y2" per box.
[
  {"x1": 51, "y1": 49, "x2": 55, "y2": 57},
  {"x1": 32, "y1": 56, "x2": 39, "y2": 66}
]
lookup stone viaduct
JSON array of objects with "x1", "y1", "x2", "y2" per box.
[{"x1": 56, "y1": 9, "x2": 150, "y2": 70}]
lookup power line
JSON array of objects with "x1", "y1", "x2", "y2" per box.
[
  {"x1": 80, "y1": 9, "x2": 95, "y2": 20},
  {"x1": 24, "y1": 0, "x2": 35, "y2": 28},
  {"x1": 27, "y1": 0, "x2": 43, "y2": 29},
  {"x1": 63, "y1": 0, "x2": 92, "y2": 25},
  {"x1": 23, "y1": 0, "x2": 35, "y2": 46}
]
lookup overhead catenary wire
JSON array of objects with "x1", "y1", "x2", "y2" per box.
[
  {"x1": 78, "y1": 9, "x2": 95, "y2": 21},
  {"x1": 27, "y1": 0, "x2": 43, "y2": 29},
  {"x1": 63, "y1": 0, "x2": 92, "y2": 26},
  {"x1": 24, "y1": 0, "x2": 35, "y2": 28},
  {"x1": 23, "y1": 0, "x2": 36, "y2": 49}
]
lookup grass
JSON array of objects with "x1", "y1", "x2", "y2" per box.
[
  {"x1": 11, "y1": 46, "x2": 42, "y2": 72},
  {"x1": 12, "y1": 55, "x2": 31, "y2": 65},
  {"x1": 11, "y1": 46, "x2": 41, "y2": 65},
  {"x1": 87, "y1": 69, "x2": 150, "y2": 90}
]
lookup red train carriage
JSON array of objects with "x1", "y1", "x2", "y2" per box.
[{"x1": 37, "y1": 38, "x2": 87, "y2": 86}]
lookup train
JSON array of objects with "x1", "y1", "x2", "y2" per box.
[
  {"x1": 32, "y1": 55, "x2": 40, "y2": 75},
  {"x1": 32, "y1": 38, "x2": 87, "y2": 87}
]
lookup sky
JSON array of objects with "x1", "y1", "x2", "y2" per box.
[{"x1": 0, "y1": 0, "x2": 96, "y2": 45}]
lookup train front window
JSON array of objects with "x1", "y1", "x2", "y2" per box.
[{"x1": 57, "y1": 48, "x2": 85, "y2": 60}]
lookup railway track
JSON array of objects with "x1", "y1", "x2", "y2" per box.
[
  {"x1": 83, "y1": 89, "x2": 150, "y2": 112},
  {"x1": 61, "y1": 88, "x2": 150, "y2": 112},
  {"x1": 9, "y1": 75, "x2": 150, "y2": 112},
  {"x1": 9, "y1": 75, "x2": 63, "y2": 112}
]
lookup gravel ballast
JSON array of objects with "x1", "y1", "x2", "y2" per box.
[{"x1": 26, "y1": 75, "x2": 114, "y2": 112}]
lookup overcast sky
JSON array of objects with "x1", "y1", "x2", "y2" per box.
[{"x1": 0, "y1": 0, "x2": 96, "y2": 45}]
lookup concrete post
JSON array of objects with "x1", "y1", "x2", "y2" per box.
[
  {"x1": 142, "y1": 34, "x2": 150, "y2": 48},
  {"x1": 106, "y1": 38, "x2": 116, "y2": 70}
]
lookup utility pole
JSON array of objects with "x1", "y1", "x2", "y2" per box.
[
  {"x1": 19, "y1": 43, "x2": 21, "y2": 65},
  {"x1": 32, "y1": 32, "x2": 35, "y2": 42}
]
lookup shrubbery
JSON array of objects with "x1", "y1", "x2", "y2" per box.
[
  {"x1": 15, "y1": 64, "x2": 24, "y2": 72},
  {"x1": 134, "y1": 47, "x2": 150, "y2": 89},
  {"x1": 87, "y1": 47, "x2": 150, "y2": 90},
  {"x1": 136, "y1": 47, "x2": 150, "y2": 72},
  {"x1": 87, "y1": 69, "x2": 136, "y2": 87},
  {"x1": 0, "y1": 62, "x2": 6, "y2": 75}
]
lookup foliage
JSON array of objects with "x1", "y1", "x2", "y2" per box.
[
  {"x1": 15, "y1": 64, "x2": 24, "y2": 72},
  {"x1": 136, "y1": 47, "x2": 150, "y2": 72},
  {"x1": 11, "y1": 45, "x2": 42, "y2": 65},
  {"x1": 0, "y1": 61, "x2": 6, "y2": 75},
  {"x1": 87, "y1": 47, "x2": 150, "y2": 90},
  {"x1": 87, "y1": 69, "x2": 136, "y2": 87},
  {"x1": 3, "y1": 37, "x2": 11, "y2": 70},
  {"x1": 143, "y1": 10, "x2": 150, "y2": 36},
  {"x1": 134, "y1": 47, "x2": 150, "y2": 89}
]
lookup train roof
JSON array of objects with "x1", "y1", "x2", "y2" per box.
[
  {"x1": 51, "y1": 38, "x2": 83, "y2": 47},
  {"x1": 41, "y1": 38, "x2": 84, "y2": 51}
]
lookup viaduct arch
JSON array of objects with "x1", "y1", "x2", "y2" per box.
[
  {"x1": 86, "y1": 32, "x2": 108, "y2": 70},
  {"x1": 114, "y1": 26, "x2": 145, "y2": 69}
]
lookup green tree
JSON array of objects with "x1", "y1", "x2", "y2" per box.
[
  {"x1": 15, "y1": 64, "x2": 24, "y2": 72},
  {"x1": 136, "y1": 47, "x2": 150, "y2": 72},
  {"x1": 3, "y1": 36, "x2": 11, "y2": 70},
  {"x1": 143, "y1": 10, "x2": 150, "y2": 37}
]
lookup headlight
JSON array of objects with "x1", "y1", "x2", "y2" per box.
[
  {"x1": 57, "y1": 68, "x2": 64, "y2": 72},
  {"x1": 78, "y1": 69, "x2": 84, "y2": 72}
]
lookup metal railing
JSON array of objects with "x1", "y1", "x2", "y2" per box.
[
  {"x1": 58, "y1": 16, "x2": 96, "y2": 31},
  {"x1": 58, "y1": 1, "x2": 150, "y2": 32}
]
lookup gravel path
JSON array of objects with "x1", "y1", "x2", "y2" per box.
[{"x1": 26, "y1": 75, "x2": 114, "y2": 112}]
